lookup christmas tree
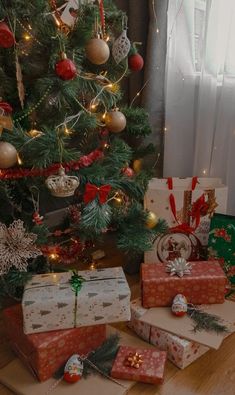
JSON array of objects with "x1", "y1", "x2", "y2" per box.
[{"x1": 0, "y1": 0, "x2": 166, "y2": 300}]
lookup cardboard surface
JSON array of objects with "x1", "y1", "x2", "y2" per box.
[
  {"x1": 0, "y1": 326, "x2": 157, "y2": 395},
  {"x1": 139, "y1": 301, "x2": 235, "y2": 350}
]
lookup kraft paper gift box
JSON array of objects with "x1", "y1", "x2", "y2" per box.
[
  {"x1": 22, "y1": 267, "x2": 130, "y2": 334},
  {"x1": 144, "y1": 177, "x2": 228, "y2": 263},
  {"x1": 111, "y1": 345, "x2": 167, "y2": 385},
  {"x1": 3, "y1": 304, "x2": 106, "y2": 382},
  {"x1": 141, "y1": 261, "x2": 226, "y2": 307},
  {"x1": 208, "y1": 213, "x2": 235, "y2": 284},
  {"x1": 128, "y1": 298, "x2": 209, "y2": 369}
]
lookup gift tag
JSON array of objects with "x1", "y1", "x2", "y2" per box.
[
  {"x1": 60, "y1": 0, "x2": 95, "y2": 27},
  {"x1": 63, "y1": 354, "x2": 83, "y2": 383}
]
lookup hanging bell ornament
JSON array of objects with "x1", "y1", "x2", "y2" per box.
[
  {"x1": 63, "y1": 354, "x2": 83, "y2": 383},
  {"x1": 171, "y1": 294, "x2": 188, "y2": 317},
  {"x1": 0, "y1": 141, "x2": 18, "y2": 169},
  {"x1": 55, "y1": 53, "x2": 77, "y2": 81},
  {"x1": 145, "y1": 211, "x2": 158, "y2": 229},
  {"x1": 0, "y1": 22, "x2": 15, "y2": 48},
  {"x1": 85, "y1": 36, "x2": 110, "y2": 65},
  {"x1": 105, "y1": 108, "x2": 126, "y2": 133},
  {"x1": 45, "y1": 167, "x2": 80, "y2": 197}
]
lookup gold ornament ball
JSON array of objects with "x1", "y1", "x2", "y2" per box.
[
  {"x1": 133, "y1": 159, "x2": 142, "y2": 173},
  {"x1": 85, "y1": 38, "x2": 110, "y2": 65},
  {"x1": 105, "y1": 110, "x2": 126, "y2": 133},
  {"x1": 0, "y1": 141, "x2": 18, "y2": 169},
  {"x1": 146, "y1": 211, "x2": 158, "y2": 229}
]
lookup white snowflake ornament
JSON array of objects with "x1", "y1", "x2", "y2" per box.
[{"x1": 0, "y1": 220, "x2": 42, "y2": 275}]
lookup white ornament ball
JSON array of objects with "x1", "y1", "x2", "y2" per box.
[
  {"x1": 172, "y1": 294, "x2": 188, "y2": 317},
  {"x1": 0, "y1": 141, "x2": 18, "y2": 169},
  {"x1": 105, "y1": 110, "x2": 126, "y2": 133},
  {"x1": 85, "y1": 38, "x2": 110, "y2": 65}
]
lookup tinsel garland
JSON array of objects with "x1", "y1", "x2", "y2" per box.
[{"x1": 0, "y1": 149, "x2": 103, "y2": 180}]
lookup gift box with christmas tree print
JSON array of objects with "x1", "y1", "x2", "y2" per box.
[
  {"x1": 22, "y1": 268, "x2": 130, "y2": 334},
  {"x1": 3, "y1": 304, "x2": 106, "y2": 381},
  {"x1": 208, "y1": 213, "x2": 235, "y2": 284}
]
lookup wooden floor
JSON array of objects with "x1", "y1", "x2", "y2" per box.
[{"x1": 1, "y1": 239, "x2": 235, "y2": 395}]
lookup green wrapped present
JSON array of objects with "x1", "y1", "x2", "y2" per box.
[{"x1": 208, "y1": 213, "x2": 235, "y2": 284}]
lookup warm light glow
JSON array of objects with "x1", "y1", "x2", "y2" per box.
[
  {"x1": 64, "y1": 126, "x2": 71, "y2": 135},
  {"x1": 107, "y1": 83, "x2": 113, "y2": 88},
  {"x1": 105, "y1": 35, "x2": 110, "y2": 42},
  {"x1": 103, "y1": 143, "x2": 109, "y2": 148},
  {"x1": 90, "y1": 262, "x2": 96, "y2": 270},
  {"x1": 164, "y1": 127, "x2": 167, "y2": 132},
  {"x1": 49, "y1": 253, "x2": 59, "y2": 260},
  {"x1": 136, "y1": 92, "x2": 140, "y2": 97},
  {"x1": 24, "y1": 33, "x2": 31, "y2": 41},
  {"x1": 102, "y1": 112, "x2": 107, "y2": 120},
  {"x1": 55, "y1": 18, "x2": 61, "y2": 27},
  {"x1": 27, "y1": 129, "x2": 43, "y2": 138},
  {"x1": 115, "y1": 197, "x2": 122, "y2": 203},
  {"x1": 202, "y1": 169, "x2": 207, "y2": 175},
  {"x1": 17, "y1": 155, "x2": 23, "y2": 165},
  {"x1": 156, "y1": 28, "x2": 160, "y2": 33}
]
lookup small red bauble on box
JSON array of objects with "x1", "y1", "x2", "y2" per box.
[
  {"x1": 141, "y1": 259, "x2": 227, "y2": 308},
  {"x1": 111, "y1": 345, "x2": 167, "y2": 385}
]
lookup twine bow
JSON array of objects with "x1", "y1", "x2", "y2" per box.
[
  {"x1": 124, "y1": 352, "x2": 143, "y2": 369},
  {"x1": 84, "y1": 183, "x2": 111, "y2": 204},
  {"x1": 166, "y1": 258, "x2": 192, "y2": 278}
]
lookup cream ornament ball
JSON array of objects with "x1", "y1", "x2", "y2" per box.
[
  {"x1": 85, "y1": 38, "x2": 110, "y2": 65},
  {"x1": 105, "y1": 109, "x2": 126, "y2": 133},
  {"x1": 0, "y1": 141, "x2": 18, "y2": 168}
]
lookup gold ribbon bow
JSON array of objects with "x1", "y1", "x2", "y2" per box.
[{"x1": 124, "y1": 352, "x2": 143, "y2": 369}]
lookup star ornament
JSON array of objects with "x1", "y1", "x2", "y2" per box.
[
  {"x1": 166, "y1": 258, "x2": 192, "y2": 278},
  {"x1": 0, "y1": 219, "x2": 42, "y2": 275}
]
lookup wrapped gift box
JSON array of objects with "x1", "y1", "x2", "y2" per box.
[
  {"x1": 3, "y1": 304, "x2": 106, "y2": 382},
  {"x1": 208, "y1": 213, "x2": 235, "y2": 283},
  {"x1": 141, "y1": 261, "x2": 226, "y2": 307},
  {"x1": 111, "y1": 345, "x2": 167, "y2": 384},
  {"x1": 128, "y1": 298, "x2": 209, "y2": 369},
  {"x1": 22, "y1": 267, "x2": 130, "y2": 334}
]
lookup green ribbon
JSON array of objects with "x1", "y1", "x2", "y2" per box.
[
  {"x1": 69, "y1": 271, "x2": 85, "y2": 327},
  {"x1": 69, "y1": 271, "x2": 85, "y2": 296}
]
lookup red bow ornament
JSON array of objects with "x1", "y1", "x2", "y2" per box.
[{"x1": 84, "y1": 183, "x2": 111, "y2": 204}]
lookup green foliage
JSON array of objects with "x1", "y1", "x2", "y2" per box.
[
  {"x1": 122, "y1": 107, "x2": 152, "y2": 138},
  {"x1": 0, "y1": 270, "x2": 32, "y2": 307},
  {"x1": 187, "y1": 306, "x2": 229, "y2": 334},
  {"x1": 80, "y1": 200, "x2": 112, "y2": 235}
]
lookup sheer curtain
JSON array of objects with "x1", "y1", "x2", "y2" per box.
[{"x1": 164, "y1": 0, "x2": 235, "y2": 214}]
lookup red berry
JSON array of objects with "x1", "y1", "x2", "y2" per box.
[
  {"x1": 55, "y1": 58, "x2": 77, "y2": 80},
  {"x1": 128, "y1": 53, "x2": 144, "y2": 72}
]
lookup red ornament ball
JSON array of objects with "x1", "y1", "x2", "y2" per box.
[
  {"x1": 55, "y1": 56, "x2": 77, "y2": 81},
  {"x1": 128, "y1": 53, "x2": 144, "y2": 72},
  {"x1": 122, "y1": 167, "x2": 134, "y2": 177},
  {"x1": 0, "y1": 22, "x2": 15, "y2": 48}
]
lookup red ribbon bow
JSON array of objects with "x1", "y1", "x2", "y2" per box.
[{"x1": 84, "y1": 183, "x2": 111, "y2": 205}]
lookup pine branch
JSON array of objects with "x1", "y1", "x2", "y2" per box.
[
  {"x1": 188, "y1": 306, "x2": 229, "y2": 334},
  {"x1": 80, "y1": 200, "x2": 112, "y2": 235}
]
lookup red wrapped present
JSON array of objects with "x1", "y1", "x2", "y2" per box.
[
  {"x1": 111, "y1": 345, "x2": 167, "y2": 385},
  {"x1": 141, "y1": 260, "x2": 227, "y2": 308},
  {"x1": 3, "y1": 304, "x2": 106, "y2": 381}
]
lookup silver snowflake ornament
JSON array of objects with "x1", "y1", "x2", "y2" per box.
[
  {"x1": 166, "y1": 258, "x2": 192, "y2": 278},
  {"x1": 0, "y1": 220, "x2": 42, "y2": 275},
  {"x1": 112, "y1": 29, "x2": 131, "y2": 64}
]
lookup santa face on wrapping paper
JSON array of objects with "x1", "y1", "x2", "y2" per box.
[
  {"x1": 60, "y1": 0, "x2": 96, "y2": 27},
  {"x1": 156, "y1": 233, "x2": 201, "y2": 262}
]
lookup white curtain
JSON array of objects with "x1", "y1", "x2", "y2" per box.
[{"x1": 164, "y1": 0, "x2": 235, "y2": 214}]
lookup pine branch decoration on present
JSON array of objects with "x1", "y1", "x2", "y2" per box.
[{"x1": 187, "y1": 306, "x2": 229, "y2": 334}]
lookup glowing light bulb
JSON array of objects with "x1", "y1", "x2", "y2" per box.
[
  {"x1": 107, "y1": 83, "x2": 113, "y2": 89},
  {"x1": 105, "y1": 35, "x2": 110, "y2": 42},
  {"x1": 156, "y1": 28, "x2": 160, "y2": 33},
  {"x1": 202, "y1": 169, "x2": 207, "y2": 175},
  {"x1": 55, "y1": 18, "x2": 61, "y2": 27},
  {"x1": 24, "y1": 33, "x2": 31, "y2": 41},
  {"x1": 90, "y1": 262, "x2": 96, "y2": 270},
  {"x1": 64, "y1": 126, "x2": 71, "y2": 135},
  {"x1": 49, "y1": 253, "x2": 59, "y2": 261},
  {"x1": 102, "y1": 113, "x2": 106, "y2": 120},
  {"x1": 17, "y1": 155, "x2": 23, "y2": 165},
  {"x1": 164, "y1": 127, "x2": 167, "y2": 132}
]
